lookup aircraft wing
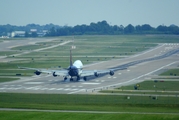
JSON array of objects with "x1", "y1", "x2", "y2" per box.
[
  {"x1": 80, "y1": 70, "x2": 112, "y2": 77},
  {"x1": 53, "y1": 70, "x2": 69, "y2": 76},
  {"x1": 18, "y1": 66, "x2": 69, "y2": 76},
  {"x1": 80, "y1": 66, "x2": 127, "y2": 77},
  {"x1": 18, "y1": 66, "x2": 52, "y2": 73}
]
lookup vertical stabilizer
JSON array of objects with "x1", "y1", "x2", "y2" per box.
[{"x1": 70, "y1": 49, "x2": 73, "y2": 66}]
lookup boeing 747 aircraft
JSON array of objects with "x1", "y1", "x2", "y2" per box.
[{"x1": 18, "y1": 50, "x2": 125, "y2": 81}]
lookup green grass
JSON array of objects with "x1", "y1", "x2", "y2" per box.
[
  {"x1": 0, "y1": 111, "x2": 179, "y2": 120},
  {"x1": 0, "y1": 77, "x2": 19, "y2": 82},
  {"x1": 100, "y1": 81, "x2": 179, "y2": 96},
  {"x1": 11, "y1": 44, "x2": 47, "y2": 51},
  {"x1": 0, "y1": 51, "x2": 21, "y2": 56},
  {"x1": 119, "y1": 81, "x2": 179, "y2": 91},
  {"x1": 0, "y1": 93, "x2": 179, "y2": 113},
  {"x1": 160, "y1": 69, "x2": 179, "y2": 76}
]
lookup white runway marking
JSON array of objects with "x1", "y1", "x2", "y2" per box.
[
  {"x1": 64, "y1": 88, "x2": 71, "y2": 91},
  {"x1": 24, "y1": 82, "x2": 43, "y2": 84},
  {"x1": 25, "y1": 87, "x2": 35, "y2": 90},
  {"x1": 49, "y1": 88, "x2": 56, "y2": 90},
  {"x1": 72, "y1": 89, "x2": 78, "y2": 91},
  {"x1": 118, "y1": 73, "x2": 121, "y2": 75},
  {"x1": 33, "y1": 88, "x2": 41, "y2": 90},
  {"x1": 0, "y1": 88, "x2": 6, "y2": 90},
  {"x1": 82, "y1": 83, "x2": 100, "y2": 85},
  {"x1": 40, "y1": 88, "x2": 48, "y2": 90},
  {"x1": 57, "y1": 88, "x2": 63, "y2": 90}
]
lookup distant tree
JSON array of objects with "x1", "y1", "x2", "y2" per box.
[
  {"x1": 1, "y1": 21, "x2": 179, "y2": 36},
  {"x1": 124, "y1": 24, "x2": 135, "y2": 34},
  {"x1": 168, "y1": 25, "x2": 179, "y2": 34},
  {"x1": 141, "y1": 24, "x2": 153, "y2": 31},
  {"x1": 157, "y1": 25, "x2": 168, "y2": 32},
  {"x1": 47, "y1": 27, "x2": 56, "y2": 36},
  {"x1": 135, "y1": 25, "x2": 142, "y2": 33}
]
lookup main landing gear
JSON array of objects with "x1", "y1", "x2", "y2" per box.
[
  {"x1": 83, "y1": 77, "x2": 87, "y2": 81},
  {"x1": 64, "y1": 77, "x2": 67, "y2": 81},
  {"x1": 70, "y1": 78, "x2": 73, "y2": 81},
  {"x1": 64, "y1": 76, "x2": 86, "y2": 82},
  {"x1": 64, "y1": 76, "x2": 80, "y2": 82}
]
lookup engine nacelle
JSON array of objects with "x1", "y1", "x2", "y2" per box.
[
  {"x1": 109, "y1": 70, "x2": 114, "y2": 76},
  {"x1": 34, "y1": 71, "x2": 41, "y2": 75},
  {"x1": 94, "y1": 72, "x2": 99, "y2": 77},
  {"x1": 53, "y1": 72, "x2": 57, "y2": 77}
]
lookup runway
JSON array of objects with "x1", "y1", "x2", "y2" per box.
[{"x1": 0, "y1": 43, "x2": 179, "y2": 94}]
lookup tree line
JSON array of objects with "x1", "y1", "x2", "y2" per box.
[
  {"x1": 46, "y1": 21, "x2": 179, "y2": 36},
  {"x1": 0, "y1": 20, "x2": 179, "y2": 37}
]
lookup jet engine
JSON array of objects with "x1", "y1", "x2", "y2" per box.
[
  {"x1": 94, "y1": 72, "x2": 99, "y2": 77},
  {"x1": 109, "y1": 70, "x2": 114, "y2": 76},
  {"x1": 53, "y1": 72, "x2": 57, "y2": 77},
  {"x1": 34, "y1": 71, "x2": 41, "y2": 75}
]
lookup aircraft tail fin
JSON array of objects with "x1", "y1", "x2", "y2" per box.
[{"x1": 70, "y1": 49, "x2": 73, "y2": 66}]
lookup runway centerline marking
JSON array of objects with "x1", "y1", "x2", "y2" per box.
[{"x1": 82, "y1": 83, "x2": 101, "y2": 85}]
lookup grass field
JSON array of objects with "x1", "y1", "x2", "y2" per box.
[
  {"x1": 160, "y1": 69, "x2": 179, "y2": 76},
  {"x1": 100, "y1": 81, "x2": 179, "y2": 95},
  {"x1": 0, "y1": 111, "x2": 179, "y2": 120},
  {"x1": 0, "y1": 93, "x2": 179, "y2": 112},
  {"x1": 0, "y1": 93, "x2": 179, "y2": 120},
  {"x1": 0, "y1": 77, "x2": 19, "y2": 82}
]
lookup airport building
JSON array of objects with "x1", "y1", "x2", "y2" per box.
[
  {"x1": 11, "y1": 30, "x2": 48, "y2": 37},
  {"x1": 11, "y1": 31, "x2": 25, "y2": 37}
]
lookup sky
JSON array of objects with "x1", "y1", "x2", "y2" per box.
[{"x1": 0, "y1": 0, "x2": 179, "y2": 27}]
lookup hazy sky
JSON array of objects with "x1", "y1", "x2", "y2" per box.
[{"x1": 0, "y1": 0, "x2": 179, "y2": 27}]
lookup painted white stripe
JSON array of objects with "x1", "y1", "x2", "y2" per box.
[
  {"x1": 57, "y1": 88, "x2": 63, "y2": 90},
  {"x1": 0, "y1": 88, "x2": 6, "y2": 90},
  {"x1": 33, "y1": 88, "x2": 41, "y2": 90},
  {"x1": 40, "y1": 88, "x2": 48, "y2": 90},
  {"x1": 82, "y1": 83, "x2": 100, "y2": 85},
  {"x1": 24, "y1": 82, "x2": 43, "y2": 84},
  {"x1": 64, "y1": 88, "x2": 71, "y2": 91},
  {"x1": 72, "y1": 89, "x2": 78, "y2": 91},
  {"x1": 49, "y1": 88, "x2": 56, "y2": 90}
]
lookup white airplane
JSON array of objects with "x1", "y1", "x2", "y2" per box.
[{"x1": 18, "y1": 50, "x2": 125, "y2": 81}]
